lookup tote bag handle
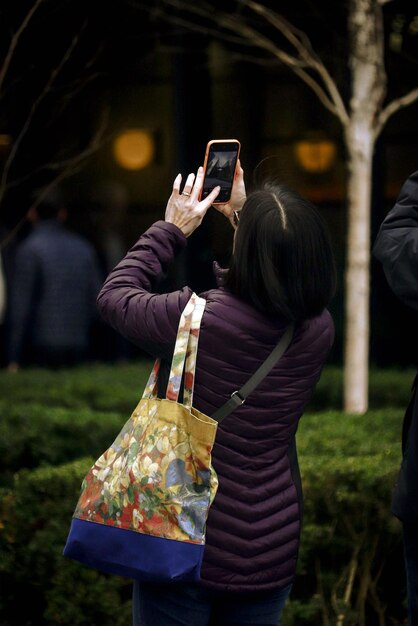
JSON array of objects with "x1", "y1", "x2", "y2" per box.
[
  {"x1": 143, "y1": 296, "x2": 294, "y2": 424},
  {"x1": 142, "y1": 293, "x2": 206, "y2": 408}
]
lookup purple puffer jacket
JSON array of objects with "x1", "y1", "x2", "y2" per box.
[{"x1": 97, "y1": 220, "x2": 334, "y2": 592}]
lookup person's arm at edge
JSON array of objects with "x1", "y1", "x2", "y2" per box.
[{"x1": 373, "y1": 170, "x2": 418, "y2": 311}]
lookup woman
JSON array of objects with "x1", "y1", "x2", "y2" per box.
[{"x1": 97, "y1": 162, "x2": 336, "y2": 625}]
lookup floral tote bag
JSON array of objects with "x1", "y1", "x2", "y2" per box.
[{"x1": 63, "y1": 293, "x2": 219, "y2": 581}]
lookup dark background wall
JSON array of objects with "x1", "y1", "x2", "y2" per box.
[{"x1": 1, "y1": 0, "x2": 417, "y2": 367}]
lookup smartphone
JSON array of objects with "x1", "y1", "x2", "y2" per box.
[{"x1": 200, "y1": 139, "x2": 241, "y2": 204}]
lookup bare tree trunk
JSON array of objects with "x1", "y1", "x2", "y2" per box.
[
  {"x1": 343, "y1": 0, "x2": 386, "y2": 413},
  {"x1": 344, "y1": 124, "x2": 374, "y2": 413}
]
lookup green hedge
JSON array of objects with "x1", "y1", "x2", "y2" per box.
[
  {"x1": 0, "y1": 408, "x2": 407, "y2": 626},
  {"x1": 0, "y1": 404, "x2": 123, "y2": 486},
  {"x1": 0, "y1": 458, "x2": 132, "y2": 626},
  {"x1": 308, "y1": 366, "x2": 415, "y2": 411},
  {"x1": 0, "y1": 363, "x2": 411, "y2": 624},
  {"x1": 0, "y1": 363, "x2": 412, "y2": 486},
  {"x1": 284, "y1": 409, "x2": 406, "y2": 625},
  {"x1": 0, "y1": 363, "x2": 150, "y2": 413},
  {"x1": 0, "y1": 363, "x2": 415, "y2": 412}
]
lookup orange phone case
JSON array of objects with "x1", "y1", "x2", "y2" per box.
[{"x1": 200, "y1": 139, "x2": 241, "y2": 204}]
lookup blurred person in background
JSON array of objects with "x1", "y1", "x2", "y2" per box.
[
  {"x1": 0, "y1": 250, "x2": 6, "y2": 362},
  {"x1": 90, "y1": 180, "x2": 134, "y2": 363},
  {"x1": 373, "y1": 170, "x2": 418, "y2": 626},
  {"x1": 0, "y1": 222, "x2": 17, "y2": 366},
  {"x1": 6, "y1": 187, "x2": 102, "y2": 371}
]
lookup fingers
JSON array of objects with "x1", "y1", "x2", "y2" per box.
[
  {"x1": 173, "y1": 171, "x2": 197, "y2": 198},
  {"x1": 174, "y1": 163, "x2": 243, "y2": 200},
  {"x1": 172, "y1": 173, "x2": 182, "y2": 195},
  {"x1": 199, "y1": 184, "x2": 220, "y2": 211},
  {"x1": 172, "y1": 167, "x2": 219, "y2": 210},
  {"x1": 167, "y1": 168, "x2": 220, "y2": 236},
  {"x1": 191, "y1": 166, "x2": 221, "y2": 208},
  {"x1": 235, "y1": 159, "x2": 244, "y2": 178},
  {"x1": 190, "y1": 167, "x2": 204, "y2": 202},
  {"x1": 182, "y1": 173, "x2": 195, "y2": 197}
]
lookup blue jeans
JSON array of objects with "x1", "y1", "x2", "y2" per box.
[
  {"x1": 404, "y1": 524, "x2": 418, "y2": 625},
  {"x1": 132, "y1": 580, "x2": 292, "y2": 626}
]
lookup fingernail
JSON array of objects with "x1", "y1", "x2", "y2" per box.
[{"x1": 198, "y1": 166, "x2": 203, "y2": 173}]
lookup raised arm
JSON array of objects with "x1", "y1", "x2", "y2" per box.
[
  {"x1": 96, "y1": 169, "x2": 220, "y2": 359},
  {"x1": 373, "y1": 170, "x2": 418, "y2": 311}
]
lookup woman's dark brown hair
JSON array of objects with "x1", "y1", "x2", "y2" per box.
[{"x1": 224, "y1": 182, "x2": 337, "y2": 321}]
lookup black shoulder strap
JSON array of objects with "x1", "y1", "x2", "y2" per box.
[{"x1": 212, "y1": 323, "x2": 295, "y2": 423}]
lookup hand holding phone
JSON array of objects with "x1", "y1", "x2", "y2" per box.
[
  {"x1": 165, "y1": 168, "x2": 220, "y2": 238},
  {"x1": 200, "y1": 139, "x2": 241, "y2": 205},
  {"x1": 212, "y1": 159, "x2": 246, "y2": 227}
]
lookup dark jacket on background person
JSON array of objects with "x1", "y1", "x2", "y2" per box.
[
  {"x1": 97, "y1": 220, "x2": 334, "y2": 592},
  {"x1": 8, "y1": 219, "x2": 102, "y2": 365},
  {"x1": 373, "y1": 170, "x2": 418, "y2": 524}
]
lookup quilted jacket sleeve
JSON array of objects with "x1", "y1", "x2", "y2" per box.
[
  {"x1": 96, "y1": 220, "x2": 193, "y2": 360},
  {"x1": 373, "y1": 170, "x2": 418, "y2": 311}
]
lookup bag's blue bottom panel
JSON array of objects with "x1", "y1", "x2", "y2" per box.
[{"x1": 63, "y1": 518, "x2": 204, "y2": 581}]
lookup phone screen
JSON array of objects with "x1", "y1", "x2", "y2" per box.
[{"x1": 201, "y1": 140, "x2": 240, "y2": 203}]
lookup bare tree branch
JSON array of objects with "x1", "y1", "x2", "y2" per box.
[
  {"x1": 0, "y1": 21, "x2": 88, "y2": 206},
  {"x1": 159, "y1": 0, "x2": 350, "y2": 124},
  {"x1": 375, "y1": 87, "x2": 418, "y2": 138},
  {"x1": 4, "y1": 106, "x2": 110, "y2": 192},
  {"x1": 244, "y1": 0, "x2": 320, "y2": 60},
  {"x1": 332, "y1": 543, "x2": 361, "y2": 626},
  {"x1": 220, "y1": 10, "x2": 348, "y2": 116},
  {"x1": 315, "y1": 557, "x2": 332, "y2": 626},
  {"x1": 153, "y1": 9, "x2": 250, "y2": 47},
  {"x1": 0, "y1": 215, "x2": 28, "y2": 251},
  {"x1": 0, "y1": 107, "x2": 109, "y2": 251},
  {"x1": 41, "y1": 109, "x2": 109, "y2": 175},
  {"x1": 53, "y1": 71, "x2": 103, "y2": 119},
  {"x1": 0, "y1": 0, "x2": 47, "y2": 96},
  {"x1": 244, "y1": 0, "x2": 350, "y2": 125}
]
